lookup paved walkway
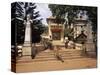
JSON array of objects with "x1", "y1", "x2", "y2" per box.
[{"x1": 16, "y1": 57, "x2": 97, "y2": 73}]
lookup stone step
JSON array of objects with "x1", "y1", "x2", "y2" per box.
[
  {"x1": 38, "y1": 50, "x2": 81, "y2": 54},
  {"x1": 35, "y1": 54, "x2": 82, "y2": 59},
  {"x1": 37, "y1": 50, "x2": 82, "y2": 57},
  {"x1": 36, "y1": 53, "x2": 82, "y2": 58},
  {"x1": 32, "y1": 55, "x2": 83, "y2": 62}
]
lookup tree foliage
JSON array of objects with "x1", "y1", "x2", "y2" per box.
[
  {"x1": 11, "y1": 2, "x2": 45, "y2": 44},
  {"x1": 49, "y1": 4, "x2": 97, "y2": 32}
]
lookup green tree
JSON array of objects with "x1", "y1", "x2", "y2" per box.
[
  {"x1": 11, "y1": 2, "x2": 24, "y2": 45},
  {"x1": 49, "y1": 4, "x2": 97, "y2": 32},
  {"x1": 11, "y1": 2, "x2": 45, "y2": 45}
]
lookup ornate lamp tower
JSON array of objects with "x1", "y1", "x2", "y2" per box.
[{"x1": 22, "y1": 14, "x2": 32, "y2": 56}]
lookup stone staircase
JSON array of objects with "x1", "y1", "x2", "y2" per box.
[
  {"x1": 17, "y1": 48, "x2": 84, "y2": 63},
  {"x1": 33, "y1": 49, "x2": 83, "y2": 62}
]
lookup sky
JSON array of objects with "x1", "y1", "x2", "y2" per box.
[{"x1": 35, "y1": 3, "x2": 52, "y2": 25}]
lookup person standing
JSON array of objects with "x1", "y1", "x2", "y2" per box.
[{"x1": 54, "y1": 45, "x2": 64, "y2": 62}]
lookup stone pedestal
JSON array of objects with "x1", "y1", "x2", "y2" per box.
[
  {"x1": 23, "y1": 41, "x2": 32, "y2": 56},
  {"x1": 22, "y1": 46, "x2": 32, "y2": 55},
  {"x1": 86, "y1": 23, "x2": 95, "y2": 52}
]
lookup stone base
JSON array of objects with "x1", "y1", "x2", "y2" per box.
[
  {"x1": 22, "y1": 46, "x2": 32, "y2": 56},
  {"x1": 23, "y1": 41, "x2": 31, "y2": 46},
  {"x1": 86, "y1": 43, "x2": 95, "y2": 51}
]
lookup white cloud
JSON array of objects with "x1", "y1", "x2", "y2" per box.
[{"x1": 35, "y1": 3, "x2": 52, "y2": 25}]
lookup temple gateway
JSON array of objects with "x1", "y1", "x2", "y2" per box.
[{"x1": 46, "y1": 16, "x2": 65, "y2": 42}]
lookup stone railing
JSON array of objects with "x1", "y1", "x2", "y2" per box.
[{"x1": 75, "y1": 43, "x2": 82, "y2": 50}]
